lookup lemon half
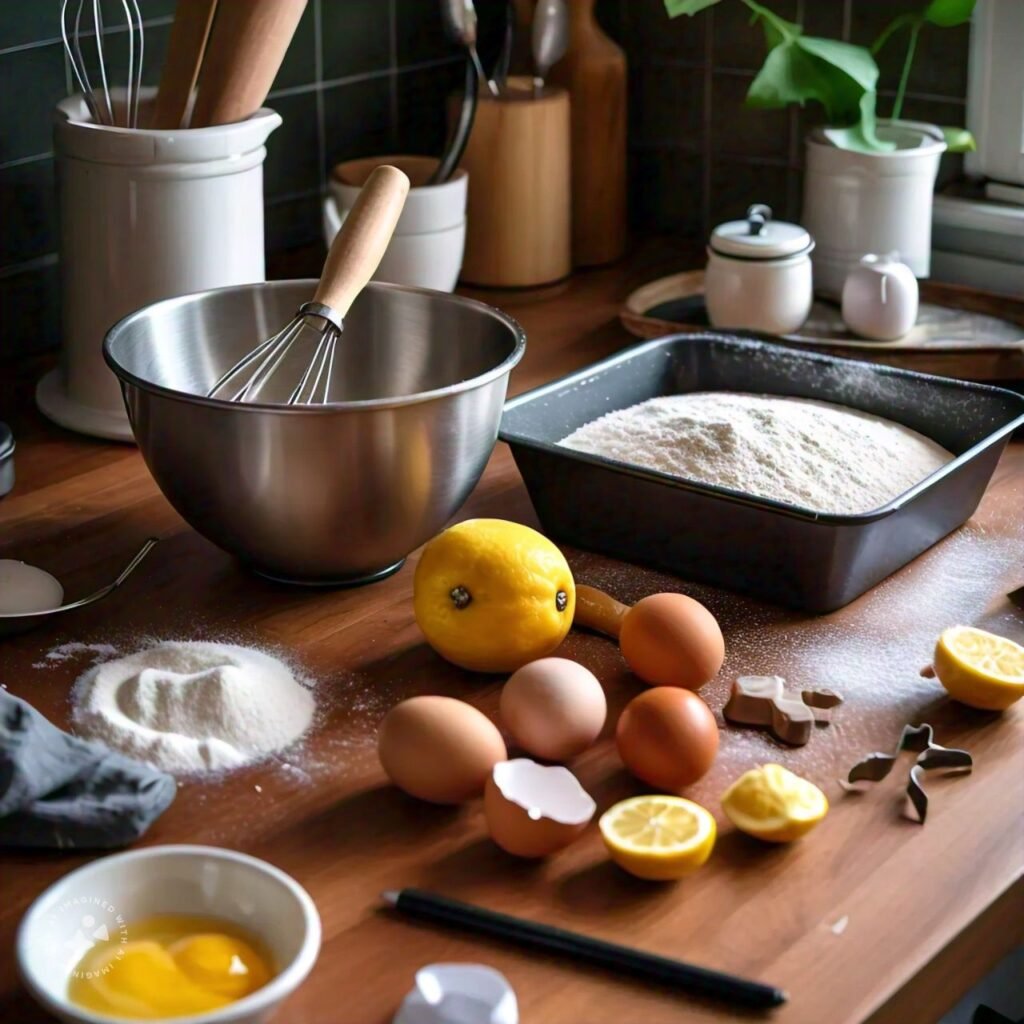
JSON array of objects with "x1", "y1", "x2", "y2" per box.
[
  {"x1": 721, "y1": 764, "x2": 827, "y2": 843},
  {"x1": 933, "y1": 625, "x2": 1024, "y2": 711},
  {"x1": 599, "y1": 795, "x2": 716, "y2": 880}
]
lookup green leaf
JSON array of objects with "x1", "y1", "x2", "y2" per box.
[
  {"x1": 941, "y1": 126, "x2": 977, "y2": 152},
  {"x1": 742, "y1": 0, "x2": 800, "y2": 48},
  {"x1": 663, "y1": 0, "x2": 722, "y2": 16},
  {"x1": 822, "y1": 92, "x2": 898, "y2": 153},
  {"x1": 924, "y1": 0, "x2": 975, "y2": 27},
  {"x1": 745, "y1": 36, "x2": 877, "y2": 126}
]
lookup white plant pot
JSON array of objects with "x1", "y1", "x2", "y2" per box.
[
  {"x1": 39, "y1": 90, "x2": 281, "y2": 441},
  {"x1": 802, "y1": 121, "x2": 946, "y2": 298}
]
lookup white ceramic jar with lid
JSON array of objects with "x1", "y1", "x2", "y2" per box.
[{"x1": 705, "y1": 204, "x2": 815, "y2": 334}]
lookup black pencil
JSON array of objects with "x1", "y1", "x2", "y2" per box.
[{"x1": 381, "y1": 887, "x2": 787, "y2": 1010}]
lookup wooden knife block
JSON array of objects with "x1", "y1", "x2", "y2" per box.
[{"x1": 458, "y1": 77, "x2": 571, "y2": 288}]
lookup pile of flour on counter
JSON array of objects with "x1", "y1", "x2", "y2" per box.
[
  {"x1": 560, "y1": 392, "x2": 953, "y2": 514},
  {"x1": 72, "y1": 641, "x2": 315, "y2": 774}
]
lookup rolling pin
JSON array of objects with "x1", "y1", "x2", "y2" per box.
[
  {"x1": 191, "y1": 0, "x2": 307, "y2": 128},
  {"x1": 149, "y1": 0, "x2": 219, "y2": 129}
]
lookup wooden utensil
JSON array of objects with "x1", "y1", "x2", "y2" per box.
[
  {"x1": 191, "y1": 0, "x2": 307, "y2": 128},
  {"x1": 150, "y1": 0, "x2": 219, "y2": 129},
  {"x1": 550, "y1": 0, "x2": 627, "y2": 265}
]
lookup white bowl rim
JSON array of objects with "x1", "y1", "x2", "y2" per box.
[{"x1": 16, "y1": 844, "x2": 322, "y2": 1024}]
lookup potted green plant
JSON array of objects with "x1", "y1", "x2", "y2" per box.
[{"x1": 664, "y1": 0, "x2": 976, "y2": 296}]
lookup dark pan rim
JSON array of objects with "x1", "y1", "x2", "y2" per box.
[
  {"x1": 499, "y1": 333, "x2": 1024, "y2": 526},
  {"x1": 103, "y1": 280, "x2": 527, "y2": 414}
]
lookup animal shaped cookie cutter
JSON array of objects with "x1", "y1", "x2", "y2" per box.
[
  {"x1": 723, "y1": 675, "x2": 842, "y2": 746},
  {"x1": 841, "y1": 723, "x2": 973, "y2": 824}
]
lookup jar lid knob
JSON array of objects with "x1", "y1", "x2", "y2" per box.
[{"x1": 746, "y1": 204, "x2": 772, "y2": 236}]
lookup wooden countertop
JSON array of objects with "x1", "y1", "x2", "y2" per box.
[{"x1": 1, "y1": 249, "x2": 1023, "y2": 1024}]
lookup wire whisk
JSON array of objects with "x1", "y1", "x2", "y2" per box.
[{"x1": 61, "y1": 0, "x2": 145, "y2": 129}]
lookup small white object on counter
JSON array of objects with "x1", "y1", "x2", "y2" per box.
[
  {"x1": 0, "y1": 560, "x2": 64, "y2": 615},
  {"x1": 704, "y1": 204, "x2": 815, "y2": 335},
  {"x1": 394, "y1": 964, "x2": 518, "y2": 1024},
  {"x1": 841, "y1": 253, "x2": 920, "y2": 341}
]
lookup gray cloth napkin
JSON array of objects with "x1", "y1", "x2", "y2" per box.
[{"x1": 0, "y1": 690, "x2": 176, "y2": 848}]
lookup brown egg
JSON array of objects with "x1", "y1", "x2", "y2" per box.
[
  {"x1": 619, "y1": 593, "x2": 725, "y2": 690},
  {"x1": 616, "y1": 687, "x2": 719, "y2": 790},
  {"x1": 484, "y1": 759, "x2": 596, "y2": 858},
  {"x1": 500, "y1": 658, "x2": 607, "y2": 762},
  {"x1": 378, "y1": 696, "x2": 507, "y2": 804}
]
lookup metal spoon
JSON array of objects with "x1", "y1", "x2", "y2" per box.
[
  {"x1": 0, "y1": 538, "x2": 159, "y2": 638},
  {"x1": 531, "y1": 0, "x2": 568, "y2": 95},
  {"x1": 441, "y1": 0, "x2": 499, "y2": 98}
]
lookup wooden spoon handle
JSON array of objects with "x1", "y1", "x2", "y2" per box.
[
  {"x1": 313, "y1": 165, "x2": 410, "y2": 317},
  {"x1": 573, "y1": 584, "x2": 630, "y2": 639},
  {"x1": 191, "y1": 0, "x2": 307, "y2": 128},
  {"x1": 150, "y1": 0, "x2": 219, "y2": 129}
]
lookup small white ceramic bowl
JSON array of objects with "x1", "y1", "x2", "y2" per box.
[
  {"x1": 325, "y1": 154, "x2": 468, "y2": 293},
  {"x1": 17, "y1": 845, "x2": 321, "y2": 1024}
]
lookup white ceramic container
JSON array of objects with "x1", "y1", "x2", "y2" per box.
[
  {"x1": 17, "y1": 844, "x2": 321, "y2": 1024},
  {"x1": 38, "y1": 91, "x2": 281, "y2": 441},
  {"x1": 803, "y1": 121, "x2": 946, "y2": 298},
  {"x1": 841, "y1": 253, "x2": 920, "y2": 340},
  {"x1": 324, "y1": 154, "x2": 467, "y2": 293},
  {"x1": 704, "y1": 204, "x2": 814, "y2": 335}
]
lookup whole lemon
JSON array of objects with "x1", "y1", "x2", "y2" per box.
[{"x1": 414, "y1": 519, "x2": 575, "y2": 673}]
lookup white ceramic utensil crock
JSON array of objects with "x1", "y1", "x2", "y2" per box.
[
  {"x1": 17, "y1": 845, "x2": 321, "y2": 1024},
  {"x1": 324, "y1": 155, "x2": 468, "y2": 293},
  {"x1": 803, "y1": 121, "x2": 946, "y2": 298},
  {"x1": 38, "y1": 91, "x2": 281, "y2": 441},
  {"x1": 704, "y1": 204, "x2": 814, "y2": 334},
  {"x1": 841, "y1": 253, "x2": 920, "y2": 341}
]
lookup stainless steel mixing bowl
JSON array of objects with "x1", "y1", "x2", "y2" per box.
[{"x1": 104, "y1": 280, "x2": 525, "y2": 584}]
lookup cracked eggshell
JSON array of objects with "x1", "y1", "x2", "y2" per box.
[
  {"x1": 499, "y1": 658, "x2": 607, "y2": 761},
  {"x1": 378, "y1": 696, "x2": 507, "y2": 804},
  {"x1": 484, "y1": 759, "x2": 596, "y2": 858}
]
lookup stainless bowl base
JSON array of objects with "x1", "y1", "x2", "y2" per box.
[{"x1": 252, "y1": 559, "x2": 405, "y2": 588}]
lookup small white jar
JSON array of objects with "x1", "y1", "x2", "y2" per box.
[
  {"x1": 841, "y1": 253, "x2": 919, "y2": 341},
  {"x1": 705, "y1": 204, "x2": 815, "y2": 335}
]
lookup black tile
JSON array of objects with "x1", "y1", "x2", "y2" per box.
[
  {"x1": 628, "y1": 63, "x2": 704, "y2": 149},
  {"x1": 0, "y1": 5, "x2": 59, "y2": 50},
  {"x1": 99, "y1": 0, "x2": 178, "y2": 24},
  {"x1": 711, "y1": 72, "x2": 791, "y2": 160},
  {"x1": 395, "y1": 58, "x2": 466, "y2": 157},
  {"x1": 273, "y1": 2, "x2": 317, "y2": 91},
  {"x1": 622, "y1": 0, "x2": 708, "y2": 65},
  {"x1": 395, "y1": 0, "x2": 451, "y2": 67},
  {"x1": 850, "y1": 0, "x2": 970, "y2": 100},
  {"x1": 801, "y1": 0, "x2": 847, "y2": 42},
  {"x1": 595, "y1": 0, "x2": 624, "y2": 43},
  {"x1": 712, "y1": 0, "x2": 797, "y2": 70},
  {"x1": 0, "y1": 261, "x2": 61, "y2": 361},
  {"x1": 264, "y1": 91, "x2": 321, "y2": 198},
  {"x1": 709, "y1": 157, "x2": 790, "y2": 228},
  {"x1": 0, "y1": 158, "x2": 57, "y2": 268},
  {"x1": 321, "y1": 0, "x2": 391, "y2": 81},
  {"x1": 0, "y1": 43, "x2": 68, "y2": 162},
  {"x1": 265, "y1": 193, "x2": 324, "y2": 256},
  {"x1": 322, "y1": 73, "x2": 394, "y2": 173},
  {"x1": 629, "y1": 148, "x2": 704, "y2": 235}
]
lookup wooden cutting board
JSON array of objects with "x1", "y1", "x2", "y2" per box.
[{"x1": 621, "y1": 270, "x2": 1024, "y2": 381}]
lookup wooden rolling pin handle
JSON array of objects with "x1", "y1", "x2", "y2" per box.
[
  {"x1": 574, "y1": 584, "x2": 630, "y2": 639},
  {"x1": 314, "y1": 165, "x2": 410, "y2": 318},
  {"x1": 150, "y1": 0, "x2": 218, "y2": 130}
]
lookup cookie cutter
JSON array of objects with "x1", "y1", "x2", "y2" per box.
[
  {"x1": 723, "y1": 675, "x2": 843, "y2": 746},
  {"x1": 841, "y1": 723, "x2": 973, "y2": 824}
]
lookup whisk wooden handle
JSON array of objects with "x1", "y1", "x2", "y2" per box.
[
  {"x1": 315, "y1": 165, "x2": 411, "y2": 318},
  {"x1": 191, "y1": 0, "x2": 307, "y2": 128}
]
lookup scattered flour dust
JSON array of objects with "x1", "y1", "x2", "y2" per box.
[
  {"x1": 560, "y1": 392, "x2": 953, "y2": 514},
  {"x1": 71, "y1": 641, "x2": 315, "y2": 775}
]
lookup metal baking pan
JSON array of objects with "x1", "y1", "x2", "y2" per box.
[{"x1": 499, "y1": 334, "x2": 1024, "y2": 612}]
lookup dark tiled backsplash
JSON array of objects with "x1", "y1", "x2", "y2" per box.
[{"x1": 1, "y1": 0, "x2": 970, "y2": 363}]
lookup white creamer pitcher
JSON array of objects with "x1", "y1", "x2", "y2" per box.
[{"x1": 38, "y1": 92, "x2": 281, "y2": 441}]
